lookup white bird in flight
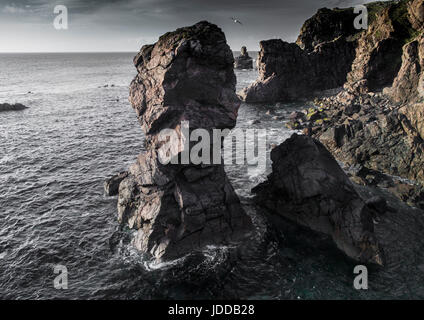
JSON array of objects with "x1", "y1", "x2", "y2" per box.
[{"x1": 230, "y1": 17, "x2": 243, "y2": 25}]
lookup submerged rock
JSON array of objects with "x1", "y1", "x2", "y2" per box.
[
  {"x1": 0, "y1": 103, "x2": 28, "y2": 112},
  {"x1": 118, "y1": 21, "x2": 252, "y2": 261},
  {"x1": 234, "y1": 46, "x2": 253, "y2": 69},
  {"x1": 253, "y1": 134, "x2": 383, "y2": 265}
]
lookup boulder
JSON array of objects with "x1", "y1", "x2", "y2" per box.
[
  {"x1": 118, "y1": 21, "x2": 252, "y2": 260},
  {"x1": 234, "y1": 46, "x2": 253, "y2": 69},
  {"x1": 253, "y1": 134, "x2": 383, "y2": 265},
  {"x1": 387, "y1": 35, "x2": 424, "y2": 104},
  {"x1": 296, "y1": 7, "x2": 359, "y2": 52}
]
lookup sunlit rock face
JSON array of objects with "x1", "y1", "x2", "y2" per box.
[{"x1": 118, "y1": 21, "x2": 252, "y2": 261}]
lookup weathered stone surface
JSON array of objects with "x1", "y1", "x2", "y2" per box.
[
  {"x1": 305, "y1": 86, "x2": 424, "y2": 210},
  {"x1": 366, "y1": 196, "x2": 389, "y2": 215},
  {"x1": 313, "y1": 90, "x2": 424, "y2": 184},
  {"x1": 118, "y1": 21, "x2": 252, "y2": 260},
  {"x1": 386, "y1": 34, "x2": 424, "y2": 104},
  {"x1": 296, "y1": 7, "x2": 359, "y2": 52},
  {"x1": 104, "y1": 171, "x2": 128, "y2": 196},
  {"x1": 408, "y1": 0, "x2": 424, "y2": 30},
  {"x1": 253, "y1": 134, "x2": 383, "y2": 265},
  {"x1": 0, "y1": 103, "x2": 28, "y2": 112},
  {"x1": 239, "y1": 8, "x2": 359, "y2": 103},
  {"x1": 129, "y1": 21, "x2": 239, "y2": 137},
  {"x1": 234, "y1": 46, "x2": 253, "y2": 69},
  {"x1": 345, "y1": 1, "x2": 422, "y2": 93}
]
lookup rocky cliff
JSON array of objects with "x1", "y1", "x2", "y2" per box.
[
  {"x1": 115, "y1": 21, "x2": 252, "y2": 260},
  {"x1": 305, "y1": 0, "x2": 424, "y2": 191},
  {"x1": 239, "y1": 7, "x2": 360, "y2": 103},
  {"x1": 346, "y1": 0, "x2": 422, "y2": 93},
  {"x1": 240, "y1": 0, "x2": 423, "y2": 103}
]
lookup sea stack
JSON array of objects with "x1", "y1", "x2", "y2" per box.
[
  {"x1": 118, "y1": 21, "x2": 252, "y2": 260},
  {"x1": 253, "y1": 134, "x2": 384, "y2": 265},
  {"x1": 234, "y1": 46, "x2": 253, "y2": 69}
]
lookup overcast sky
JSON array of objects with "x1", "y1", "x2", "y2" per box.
[{"x1": 0, "y1": 0, "x2": 382, "y2": 52}]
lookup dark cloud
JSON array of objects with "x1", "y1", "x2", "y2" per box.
[{"x1": 0, "y1": 0, "x2": 387, "y2": 52}]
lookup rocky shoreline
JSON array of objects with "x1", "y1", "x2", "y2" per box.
[{"x1": 106, "y1": 0, "x2": 424, "y2": 266}]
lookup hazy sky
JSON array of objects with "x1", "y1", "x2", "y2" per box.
[{"x1": 0, "y1": 0, "x2": 381, "y2": 52}]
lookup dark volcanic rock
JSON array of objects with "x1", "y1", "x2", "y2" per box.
[
  {"x1": 239, "y1": 8, "x2": 359, "y2": 103},
  {"x1": 119, "y1": 21, "x2": 252, "y2": 260},
  {"x1": 234, "y1": 46, "x2": 253, "y2": 69},
  {"x1": 253, "y1": 134, "x2": 383, "y2": 265},
  {"x1": 0, "y1": 103, "x2": 28, "y2": 112}
]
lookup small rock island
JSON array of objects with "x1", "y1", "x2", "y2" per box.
[
  {"x1": 234, "y1": 46, "x2": 253, "y2": 69},
  {"x1": 0, "y1": 103, "x2": 28, "y2": 112}
]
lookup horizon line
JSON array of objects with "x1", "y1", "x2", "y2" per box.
[
  {"x1": 0, "y1": 51, "x2": 138, "y2": 54},
  {"x1": 0, "y1": 49, "x2": 252, "y2": 54}
]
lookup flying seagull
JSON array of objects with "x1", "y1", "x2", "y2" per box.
[{"x1": 230, "y1": 17, "x2": 243, "y2": 25}]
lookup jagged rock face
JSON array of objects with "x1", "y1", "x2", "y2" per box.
[
  {"x1": 239, "y1": 7, "x2": 359, "y2": 103},
  {"x1": 239, "y1": 36, "x2": 357, "y2": 103},
  {"x1": 408, "y1": 0, "x2": 424, "y2": 30},
  {"x1": 234, "y1": 46, "x2": 253, "y2": 69},
  {"x1": 129, "y1": 21, "x2": 239, "y2": 137},
  {"x1": 346, "y1": 1, "x2": 423, "y2": 92},
  {"x1": 0, "y1": 103, "x2": 28, "y2": 112},
  {"x1": 296, "y1": 7, "x2": 358, "y2": 52},
  {"x1": 119, "y1": 21, "x2": 252, "y2": 260},
  {"x1": 388, "y1": 34, "x2": 424, "y2": 104},
  {"x1": 312, "y1": 90, "x2": 424, "y2": 185},
  {"x1": 346, "y1": 7, "x2": 402, "y2": 92},
  {"x1": 253, "y1": 134, "x2": 383, "y2": 265}
]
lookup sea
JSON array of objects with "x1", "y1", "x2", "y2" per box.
[{"x1": 0, "y1": 52, "x2": 422, "y2": 299}]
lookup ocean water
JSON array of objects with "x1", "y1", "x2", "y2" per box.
[{"x1": 1, "y1": 53, "x2": 423, "y2": 300}]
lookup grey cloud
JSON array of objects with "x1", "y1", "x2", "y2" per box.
[{"x1": 0, "y1": 0, "x2": 389, "y2": 52}]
